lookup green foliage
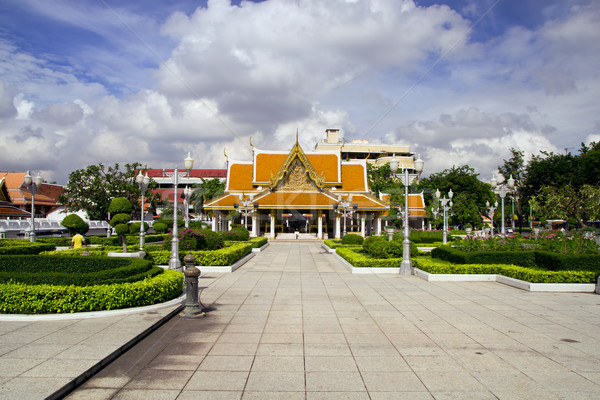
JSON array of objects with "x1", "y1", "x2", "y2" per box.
[
  {"x1": 61, "y1": 214, "x2": 89, "y2": 235},
  {"x1": 84, "y1": 234, "x2": 166, "y2": 246},
  {"x1": 129, "y1": 222, "x2": 149, "y2": 234},
  {"x1": 152, "y1": 222, "x2": 168, "y2": 233},
  {"x1": 336, "y1": 246, "x2": 402, "y2": 268},
  {"x1": 59, "y1": 163, "x2": 159, "y2": 220},
  {"x1": 109, "y1": 213, "x2": 130, "y2": 227},
  {"x1": 114, "y1": 224, "x2": 129, "y2": 235},
  {"x1": 147, "y1": 242, "x2": 253, "y2": 266},
  {"x1": 204, "y1": 229, "x2": 225, "y2": 250},
  {"x1": 362, "y1": 236, "x2": 418, "y2": 259},
  {"x1": 0, "y1": 256, "x2": 160, "y2": 286},
  {"x1": 222, "y1": 227, "x2": 250, "y2": 241},
  {"x1": 161, "y1": 228, "x2": 224, "y2": 251},
  {"x1": 0, "y1": 240, "x2": 56, "y2": 255},
  {"x1": 432, "y1": 246, "x2": 536, "y2": 268},
  {"x1": 323, "y1": 239, "x2": 342, "y2": 249},
  {"x1": 190, "y1": 178, "x2": 225, "y2": 213},
  {"x1": 0, "y1": 270, "x2": 183, "y2": 314},
  {"x1": 341, "y1": 233, "x2": 364, "y2": 245},
  {"x1": 108, "y1": 197, "x2": 133, "y2": 215},
  {"x1": 362, "y1": 235, "x2": 387, "y2": 253},
  {"x1": 250, "y1": 237, "x2": 268, "y2": 248},
  {"x1": 414, "y1": 257, "x2": 597, "y2": 284},
  {"x1": 531, "y1": 184, "x2": 600, "y2": 226}
]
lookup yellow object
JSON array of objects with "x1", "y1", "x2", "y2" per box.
[{"x1": 71, "y1": 234, "x2": 85, "y2": 249}]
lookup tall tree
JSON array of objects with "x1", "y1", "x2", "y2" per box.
[
  {"x1": 418, "y1": 165, "x2": 496, "y2": 227},
  {"x1": 190, "y1": 178, "x2": 225, "y2": 214},
  {"x1": 530, "y1": 184, "x2": 600, "y2": 227},
  {"x1": 59, "y1": 163, "x2": 159, "y2": 220}
]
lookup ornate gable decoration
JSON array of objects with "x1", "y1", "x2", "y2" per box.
[{"x1": 268, "y1": 135, "x2": 325, "y2": 191}]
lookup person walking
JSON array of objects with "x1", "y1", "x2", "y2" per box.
[{"x1": 71, "y1": 232, "x2": 86, "y2": 249}]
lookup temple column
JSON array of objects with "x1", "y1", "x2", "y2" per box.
[
  {"x1": 211, "y1": 214, "x2": 217, "y2": 232},
  {"x1": 360, "y1": 213, "x2": 366, "y2": 237},
  {"x1": 270, "y1": 213, "x2": 276, "y2": 239},
  {"x1": 251, "y1": 213, "x2": 258, "y2": 237},
  {"x1": 335, "y1": 214, "x2": 341, "y2": 239},
  {"x1": 317, "y1": 211, "x2": 323, "y2": 239},
  {"x1": 375, "y1": 215, "x2": 381, "y2": 235}
]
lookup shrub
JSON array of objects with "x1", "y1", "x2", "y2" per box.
[
  {"x1": 0, "y1": 270, "x2": 183, "y2": 314},
  {"x1": 222, "y1": 227, "x2": 250, "y2": 241},
  {"x1": 147, "y1": 242, "x2": 252, "y2": 266},
  {"x1": 109, "y1": 197, "x2": 133, "y2": 252},
  {"x1": 61, "y1": 214, "x2": 89, "y2": 235},
  {"x1": 152, "y1": 222, "x2": 168, "y2": 233},
  {"x1": 108, "y1": 197, "x2": 133, "y2": 214},
  {"x1": 203, "y1": 229, "x2": 224, "y2": 250},
  {"x1": 109, "y1": 213, "x2": 131, "y2": 227},
  {"x1": 336, "y1": 247, "x2": 401, "y2": 268},
  {"x1": 341, "y1": 233, "x2": 364, "y2": 245},
  {"x1": 0, "y1": 240, "x2": 55, "y2": 255},
  {"x1": 362, "y1": 235, "x2": 387, "y2": 254},
  {"x1": 129, "y1": 222, "x2": 150, "y2": 235}
]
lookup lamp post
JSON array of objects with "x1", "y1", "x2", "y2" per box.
[
  {"x1": 183, "y1": 186, "x2": 193, "y2": 228},
  {"x1": 136, "y1": 171, "x2": 151, "y2": 249},
  {"x1": 435, "y1": 188, "x2": 453, "y2": 245},
  {"x1": 23, "y1": 171, "x2": 43, "y2": 242},
  {"x1": 389, "y1": 154, "x2": 424, "y2": 275},
  {"x1": 239, "y1": 194, "x2": 253, "y2": 229},
  {"x1": 490, "y1": 174, "x2": 514, "y2": 238},
  {"x1": 485, "y1": 200, "x2": 498, "y2": 237},
  {"x1": 169, "y1": 153, "x2": 194, "y2": 271},
  {"x1": 336, "y1": 195, "x2": 355, "y2": 237}
]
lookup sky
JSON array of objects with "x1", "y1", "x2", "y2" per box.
[{"x1": 1, "y1": 0, "x2": 599, "y2": 185}]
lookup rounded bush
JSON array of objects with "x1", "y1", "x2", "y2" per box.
[
  {"x1": 110, "y1": 213, "x2": 131, "y2": 227},
  {"x1": 129, "y1": 222, "x2": 149, "y2": 235},
  {"x1": 203, "y1": 229, "x2": 224, "y2": 250},
  {"x1": 114, "y1": 224, "x2": 129, "y2": 235},
  {"x1": 222, "y1": 227, "x2": 250, "y2": 241},
  {"x1": 363, "y1": 235, "x2": 387, "y2": 254},
  {"x1": 341, "y1": 233, "x2": 363, "y2": 245},
  {"x1": 108, "y1": 197, "x2": 133, "y2": 215},
  {"x1": 152, "y1": 222, "x2": 168, "y2": 233},
  {"x1": 61, "y1": 214, "x2": 89, "y2": 235}
]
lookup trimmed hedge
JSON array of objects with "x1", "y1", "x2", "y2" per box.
[
  {"x1": 336, "y1": 247, "x2": 402, "y2": 268},
  {"x1": 0, "y1": 256, "x2": 159, "y2": 286},
  {"x1": 323, "y1": 240, "x2": 342, "y2": 249},
  {"x1": 0, "y1": 240, "x2": 56, "y2": 255},
  {"x1": 250, "y1": 237, "x2": 268, "y2": 248},
  {"x1": 431, "y1": 246, "x2": 600, "y2": 271},
  {"x1": 0, "y1": 269, "x2": 183, "y2": 314},
  {"x1": 86, "y1": 234, "x2": 166, "y2": 246},
  {"x1": 341, "y1": 234, "x2": 364, "y2": 245},
  {"x1": 413, "y1": 257, "x2": 597, "y2": 284},
  {"x1": 147, "y1": 242, "x2": 253, "y2": 266}
]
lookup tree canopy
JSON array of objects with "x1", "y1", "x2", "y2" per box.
[{"x1": 58, "y1": 163, "x2": 159, "y2": 221}]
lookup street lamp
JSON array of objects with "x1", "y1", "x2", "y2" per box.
[
  {"x1": 490, "y1": 174, "x2": 514, "y2": 238},
  {"x1": 435, "y1": 188, "x2": 453, "y2": 245},
  {"x1": 23, "y1": 171, "x2": 43, "y2": 242},
  {"x1": 136, "y1": 171, "x2": 151, "y2": 249},
  {"x1": 335, "y1": 195, "x2": 356, "y2": 237},
  {"x1": 485, "y1": 200, "x2": 498, "y2": 237},
  {"x1": 169, "y1": 153, "x2": 194, "y2": 271},
  {"x1": 183, "y1": 186, "x2": 193, "y2": 228},
  {"x1": 389, "y1": 154, "x2": 424, "y2": 275}
]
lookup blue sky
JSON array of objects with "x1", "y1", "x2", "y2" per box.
[{"x1": 0, "y1": 0, "x2": 598, "y2": 184}]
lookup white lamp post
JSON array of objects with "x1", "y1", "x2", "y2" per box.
[
  {"x1": 23, "y1": 171, "x2": 43, "y2": 242},
  {"x1": 435, "y1": 188, "x2": 453, "y2": 245},
  {"x1": 390, "y1": 154, "x2": 424, "y2": 275},
  {"x1": 136, "y1": 171, "x2": 150, "y2": 249},
  {"x1": 490, "y1": 174, "x2": 514, "y2": 238},
  {"x1": 169, "y1": 153, "x2": 194, "y2": 271},
  {"x1": 485, "y1": 200, "x2": 498, "y2": 237},
  {"x1": 183, "y1": 186, "x2": 193, "y2": 228}
]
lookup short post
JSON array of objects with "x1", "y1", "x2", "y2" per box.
[{"x1": 183, "y1": 253, "x2": 202, "y2": 317}]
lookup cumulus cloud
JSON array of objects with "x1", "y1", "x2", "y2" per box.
[{"x1": 0, "y1": 81, "x2": 17, "y2": 119}]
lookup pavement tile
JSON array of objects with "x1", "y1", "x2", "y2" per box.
[
  {"x1": 178, "y1": 391, "x2": 242, "y2": 400},
  {"x1": 112, "y1": 389, "x2": 181, "y2": 400},
  {"x1": 250, "y1": 356, "x2": 304, "y2": 372},
  {"x1": 369, "y1": 393, "x2": 434, "y2": 400},
  {"x1": 20, "y1": 358, "x2": 96, "y2": 378},
  {"x1": 305, "y1": 356, "x2": 359, "y2": 372},
  {"x1": 306, "y1": 371, "x2": 366, "y2": 392},
  {"x1": 198, "y1": 355, "x2": 254, "y2": 371},
  {"x1": 145, "y1": 354, "x2": 204, "y2": 370},
  {"x1": 245, "y1": 371, "x2": 305, "y2": 391},
  {"x1": 185, "y1": 371, "x2": 249, "y2": 391},
  {"x1": 63, "y1": 387, "x2": 120, "y2": 400},
  {"x1": 242, "y1": 391, "x2": 305, "y2": 399},
  {"x1": 361, "y1": 371, "x2": 428, "y2": 392},
  {"x1": 0, "y1": 358, "x2": 45, "y2": 378},
  {"x1": 304, "y1": 343, "x2": 353, "y2": 357},
  {"x1": 256, "y1": 343, "x2": 304, "y2": 357},
  {"x1": 416, "y1": 370, "x2": 489, "y2": 392},
  {"x1": 354, "y1": 356, "x2": 411, "y2": 372},
  {"x1": 125, "y1": 369, "x2": 193, "y2": 390},
  {"x1": 306, "y1": 392, "x2": 370, "y2": 399}
]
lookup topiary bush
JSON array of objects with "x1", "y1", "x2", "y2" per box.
[
  {"x1": 129, "y1": 221, "x2": 149, "y2": 235},
  {"x1": 341, "y1": 233, "x2": 364, "y2": 245},
  {"x1": 109, "y1": 197, "x2": 132, "y2": 252},
  {"x1": 61, "y1": 214, "x2": 89, "y2": 235},
  {"x1": 222, "y1": 227, "x2": 250, "y2": 241},
  {"x1": 153, "y1": 222, "x2": 168, "y2": 233},
  {"x1": 362, "y1": 235, "x2": 387, "y2": 254}
]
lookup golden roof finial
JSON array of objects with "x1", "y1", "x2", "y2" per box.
[
  {"x1": 366, "y1": 149, "x2": 371, "y2": 160},
  {"x1": 250, "y1": 137, "x2": 254, "y2": 149},
  {"x1": 296, "y1": 128, "x2": 299, "y2": 144},
  {"x1": 223, "y1": 148, "x2": 229, "y2": 162}
]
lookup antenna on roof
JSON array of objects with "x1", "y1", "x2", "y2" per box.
[{"x1": 296, "y1": 129, "x2": 299, "y2": 144}]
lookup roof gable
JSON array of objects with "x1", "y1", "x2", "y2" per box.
[{"x1": 266, "y1": 139, "x2": 325, "y2": 190}]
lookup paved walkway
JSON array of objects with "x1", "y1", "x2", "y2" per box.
[{"x1": 62, "y1": 241, "x2": 600, "y2": 399}]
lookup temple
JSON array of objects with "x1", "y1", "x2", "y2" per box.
[{"x1": 205, "y1": 133, "x2": 408, "y2": 239}]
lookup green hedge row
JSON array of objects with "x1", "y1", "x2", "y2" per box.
[
  {"x1": 431, "y1": 246, "x2": 536, "y2": 267},
  {"x1": 336, "y1": 247, "x2": 402, "y2": 268},
  {"x1": 0, "y1": 257, "x2": 160, "y2": 286},
  {"x1": 86, "y1": 234, "x2": 166, "y2": 246},
  {"x1": 431, "y1": 246, "x2": 600, "y2": 271},
  {"x1": 0, "y1": 269, "x2": 183, "y2": 314},
  {"x1": 147, "y1": 242, "x2": 253, "y2": 266},
  {"x1": 40, "y1": 246, "x2": 128, "y2": 257},
  {"x1": 250, "y1": 236, "x2": 268, "y2": 248},
  {"x1": 413, "y1": 257, "x2": 597, "y2": 284},
  {"x1": 0, "y1": 240, "x2": 56, "y2": 255},
  {"x1": 0, "y1": 254, "x2": 133, "y2": 273}
]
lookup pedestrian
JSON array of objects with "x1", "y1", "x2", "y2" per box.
[{"x1": 71, "y1": 232, "x2": 86, "y2": 249}]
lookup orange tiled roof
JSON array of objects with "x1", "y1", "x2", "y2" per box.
[
  {"x1": 341, "y1": 163, "x2": 366, "y2": 191},
  {"x1": 254, "y1": 154, "x2": 288, "y2": 182},
  {"x1": 253, "y1": 192, "x2": 339, "y2": 208},
  {"x1": 305, "y1": 153, "x2": 339, "y2": 183},
  {"x1": 227, "y1": 163, "x2": 254, "y2": 191}
]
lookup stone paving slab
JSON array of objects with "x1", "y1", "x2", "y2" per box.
[{"x1": 62, "y1": 241, "x2": 600, "y2": 399}]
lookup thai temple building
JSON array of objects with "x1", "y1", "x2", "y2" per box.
[{"x1": 204, "y1": 130, "x2": 426, "y2": 239}]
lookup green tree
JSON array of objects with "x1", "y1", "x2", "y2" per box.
[
  {"x1": 418, "y1": 165, "x2": 495, "y2": 227},
  {"x1": 59, "y1": 163, "x2": 159, "y2": 221},
  {"x1": 61, "y1": 214, "x2": 89, "y2": 235},
  {"x1": 530, "y1": 184, "x2": 600, "y2": 227},
  {"x1": 109, "y1": 197, "x2": 133, "y2": 252},
  {"x1": 190, "y1": 178, "x2": 225, "y2": 213}
]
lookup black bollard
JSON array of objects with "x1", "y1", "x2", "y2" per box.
[{"x1": 183, "y1": 253, "x2": 202, "y2": 317}]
